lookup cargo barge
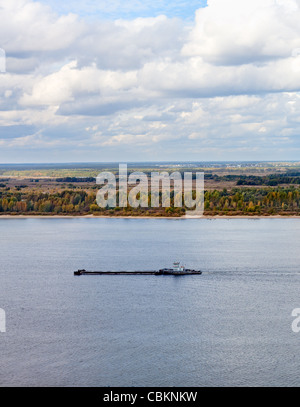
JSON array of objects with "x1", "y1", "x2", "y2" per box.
[{"x1": 74, "y1": 262, "x2": 202, "y2": 276}]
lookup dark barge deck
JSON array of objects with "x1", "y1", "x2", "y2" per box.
[{"x1": 74, "y1": 269, "x2": 202, "y2": 276}]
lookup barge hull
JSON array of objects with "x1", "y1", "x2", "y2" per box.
[{"x1": 74, "y1": 270, "x2": 202, "y2": 276}]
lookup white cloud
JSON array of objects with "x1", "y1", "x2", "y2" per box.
[
  {"x1": 0, "y1": 0, "x2": 84, "y2": 53},
  {"x1": 182, "y1": 0, "x2": 300, "y2": 65},
  {"x1": 1, "y1": 0, "x2": 300, "y2": 161}
]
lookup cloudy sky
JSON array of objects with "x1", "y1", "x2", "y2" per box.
[{"x1": 0, "y1": 0, "x2": 300, "y2": 163}]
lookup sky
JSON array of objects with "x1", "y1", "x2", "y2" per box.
[{"x1": 0, "y1": 0, "x2": 300, "y2": 163}]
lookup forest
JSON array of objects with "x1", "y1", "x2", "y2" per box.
[
  {"x1": 1, "y1": 186, "x2": 300, "y2": 216},
  {"x1": 1, "y1": 162, "x2": 300, "y2": 216}
]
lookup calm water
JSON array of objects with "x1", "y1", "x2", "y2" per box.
[{"x1": 1, "y1": 218, "x2": 300, "y2": 387}]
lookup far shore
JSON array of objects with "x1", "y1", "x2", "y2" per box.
[{"x1": 1, "y1": 214, "x2": 300, "y2": 220}]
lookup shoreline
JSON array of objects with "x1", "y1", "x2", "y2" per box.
[{"x1": 1, "y1": 214, "x2": 300, "y2": 219}]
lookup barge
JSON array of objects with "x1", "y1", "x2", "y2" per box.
[{"x1": 74, "y1": 262, "x2": 202, "y2": 276}]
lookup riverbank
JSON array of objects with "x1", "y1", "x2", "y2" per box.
[{"x1": 1, "y1": 214, "x2": 300, "y2": 219}]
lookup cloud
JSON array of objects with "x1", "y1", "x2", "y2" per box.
[
  {"x1": 0, "y1": 0, "x2": 83, "y2": 54},
  {"x1": 0, "y1": 124, "x2": 35, "y2": 139},
  {"x1": 1, "y1": 0, "x2": 300, "y2": 162},
  {"x1": 139, "y1": 57, "x2": 300, "y2": 98},
  {"x1": 76, "y1": 15, "x2": 184, "y2": 70},
  {"x1": 182, "y1": 0, "x2": 300, "y2": 65}
]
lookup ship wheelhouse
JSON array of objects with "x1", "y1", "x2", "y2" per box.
[{"x1": 172, "y1": 262, "x2": 185, "y2": 273}]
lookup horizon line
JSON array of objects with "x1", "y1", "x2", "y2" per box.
[{"x1": 0, "y1": 160, "x2": 300, "y2": 165}]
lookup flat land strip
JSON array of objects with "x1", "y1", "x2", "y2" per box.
[{"x1": 1, "y1": 161, "x2": 300, "y2": 217}]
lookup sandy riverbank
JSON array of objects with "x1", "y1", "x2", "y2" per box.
[{"x1": 0, "y1": 214, "x2": 300, "y2": 219}]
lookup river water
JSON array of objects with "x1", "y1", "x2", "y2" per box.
[{"x1": 0, "y1": 218, "x2": 300, "y2": 386}]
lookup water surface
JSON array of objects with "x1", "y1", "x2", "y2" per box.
[{"x1": 0, "y1": 218, "x2": 300, "y2": 386}]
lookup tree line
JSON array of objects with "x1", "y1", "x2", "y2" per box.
[
  {"x1": 0, "y1": 187, "x2": 300, "y2": 216},
  {"x1": 205, "y1": 173, "x2": 300, "y2": 186}
]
